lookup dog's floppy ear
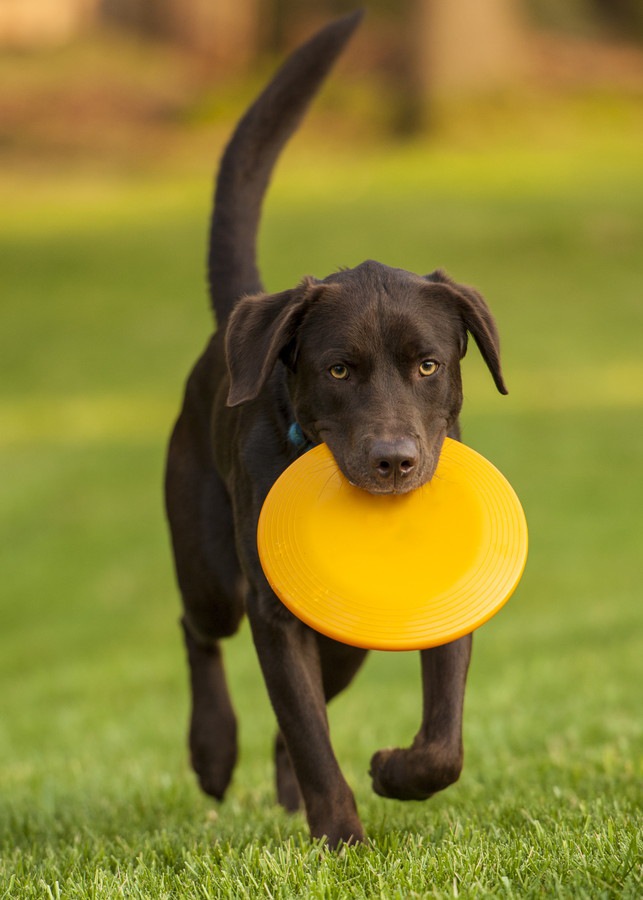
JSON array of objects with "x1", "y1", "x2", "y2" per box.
[
  {"x1": 425, "y1": 270, "x2": 508, "y2": 395},
  {"x1": 225, "y1": 277, "x2": 320, "y2": 407}
]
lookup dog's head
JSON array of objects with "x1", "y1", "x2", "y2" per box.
[{"x1": 226, "y1": 261, "x2": 507, "y2": 494}]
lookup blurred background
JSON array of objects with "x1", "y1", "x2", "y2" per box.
[
  {"x1": 1, "y1": 0, "x2": 643, "y2": 166},
  {"x1": 1, "y1": 0, "x2": 641, "y2": 892},
  {"x1": 0, "y1": 0, "x2": 643, "y2": 168}
]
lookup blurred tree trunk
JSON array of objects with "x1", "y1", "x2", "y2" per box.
[
  {"x1": 101, "y1": 0, "x2": 261, "y2": 71},
  {"x1": 409, "y1": 0, "x2": 527, "y2": 99},
  {"x1": 0, "y1": 0, "x2": 100, "y2": 47},
  {"x1": 163, "y1": 0, "x2": 261, "y2": 69}
]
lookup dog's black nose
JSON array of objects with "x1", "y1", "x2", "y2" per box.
[{"x1": 370, "y1": 438, "x2": 419, "y2": 482}]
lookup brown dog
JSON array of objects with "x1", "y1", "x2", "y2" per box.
[{"x1": 165, "y1": 11, "x2": 507, "y2": 846}]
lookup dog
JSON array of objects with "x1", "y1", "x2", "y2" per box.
[{"x1": 165, "y1": 11, "x2": 507, "y2": 846}]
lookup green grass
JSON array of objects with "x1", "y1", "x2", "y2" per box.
[{"x1": 1, "y1": 128, "x2": 642, "y2": 897}]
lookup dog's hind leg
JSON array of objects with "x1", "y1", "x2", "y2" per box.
[
  {"x1": 274, "y1": 637, "x2": 368, "y2": 813},
  {"x1": 274, "y1": 730, "x2": 301, "y2": 813},
  {"x1": 181, "y1": 618, "x2": 240, "y2": 800},
  {"x1": 369, "y1": 635, "x2": 472, "y2": 801},
  {"x1": 165, "y1": 363, "x2": 245, "y2": 800}
]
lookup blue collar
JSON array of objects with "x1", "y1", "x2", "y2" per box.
[{"x1": 287, "y1": 422, "x2": 314, "y2": 454}]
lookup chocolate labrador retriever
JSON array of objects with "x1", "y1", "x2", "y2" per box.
[{"x1": 165, "y1": 11, "x2": 507, "y2": 846}]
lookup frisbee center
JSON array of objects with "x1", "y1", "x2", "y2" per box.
[{"x1": 300, "y1": 472, "x2": 486, "y2": 609}]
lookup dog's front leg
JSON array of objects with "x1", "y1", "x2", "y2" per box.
[
  {"x1": 370, "y1": 634, "x2": 472, "y2": 801},
  {"x1": 248, "y1": 593, "x2": 364, "y2": 845}
]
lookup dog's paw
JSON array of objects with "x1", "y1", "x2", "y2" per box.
[
  {"x1": 369, "y1": 745, "x2": 462, "y2": 801},
  {"x1": 310, "y1": 818, "x2": 366, "y2": 848},
  {"x1": 191, "y1": 742, "x2": 237, "y2": 801},
  {"x1": 190, "y1": 717, "x2": 238, "y2": 801},
  {"x1": 306, "y1": 789, "x2": 365, "y2": 847}
]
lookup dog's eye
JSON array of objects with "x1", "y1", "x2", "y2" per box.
[
  {"x1": 419, "y1": 360, "x2": 439, "y2": 377},
  {"x1": 329, "y1": 364, "x2": 349, "y2": 380}
]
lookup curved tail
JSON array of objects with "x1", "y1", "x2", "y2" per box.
[{"x1": 207, "y1": 10, "x2": 363, "y2": 328}]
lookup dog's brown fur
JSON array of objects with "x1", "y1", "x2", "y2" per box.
[{"x1": 165, "y1": 11, "x2": 507, "y2": 846}]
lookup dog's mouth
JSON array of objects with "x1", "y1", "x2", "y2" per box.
[
  {"x1": 317, "y1": 429, "x2": 444, "y2": 497},
  {"x1": 344, "y1": 461, "x2": 436, "y2": 496},
  {"x1": 348, "y1": 478, "x2": 422, "y2": 496}
]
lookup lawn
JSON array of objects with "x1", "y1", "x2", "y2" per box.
[{"x1": 1, "y1": 121, "x2": 641, "y2": 896}]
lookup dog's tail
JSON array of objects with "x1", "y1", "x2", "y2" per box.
[{"x1": 207, "y1": 10, "x2": 363, "y2": 328}]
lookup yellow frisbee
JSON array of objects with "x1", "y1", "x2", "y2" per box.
[{"x1": 257, "y1": 438, "x2": 528, "y2": 651}]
